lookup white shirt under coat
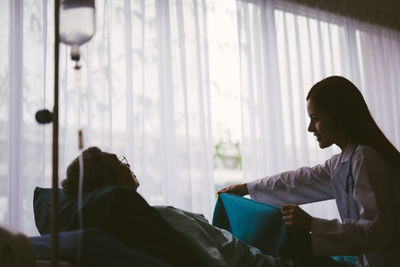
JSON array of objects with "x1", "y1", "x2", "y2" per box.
[{"x1": 247, "y1": 144, "x2": 400, "y2": 266}]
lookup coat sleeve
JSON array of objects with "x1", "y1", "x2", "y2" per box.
[
  {"x1": 311, "y1": 148, "x2": 395, "y2": 255},
  {"x1": 247, "y1": 155, "x2": 337, "y2": 206}
]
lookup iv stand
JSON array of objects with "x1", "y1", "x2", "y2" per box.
[
  {"x1": 51, "y1": 0, "x2": 60, "y2": 266},
  {"x1": 35, "y1": 1, "x2": 94, "y2": 265}
]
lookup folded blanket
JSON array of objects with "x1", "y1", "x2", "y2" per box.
[
  {"x1": 155, "y1": 206, "x2": 293, "y2": 267},
  {"x1": 213, "y1": 193, "x2": 290, "y2": 257}
]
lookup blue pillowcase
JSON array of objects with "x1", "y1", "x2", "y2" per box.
[
  {"x1": 212, "y1": 193, "x2": 291, "y2": 257},
  {"x1": 33, "y1": 186, "x2": 126, "y2": 235}
]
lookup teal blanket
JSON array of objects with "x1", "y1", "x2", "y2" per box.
[
  {"x1": 155, "y1": 206, "x2": 292, "y2": 267},
  {"x1": 213, "y1": 193, "x2": 290, "y2": 257}
]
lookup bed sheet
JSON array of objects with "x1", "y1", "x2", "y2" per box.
[{"x1": 30, "y1": 227, "x2": 171, "y2": 267}]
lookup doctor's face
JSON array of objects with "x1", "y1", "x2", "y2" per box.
[{"x1": 307, "y1": 99, "x2": 340, "y2": 149}]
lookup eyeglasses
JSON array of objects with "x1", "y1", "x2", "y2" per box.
[{"x1": 119, "y1": 156, "x2": 131, "y2": 168}]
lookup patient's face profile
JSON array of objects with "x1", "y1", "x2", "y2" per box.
[{"x1": 104, "y1": 152, "x2": 140, "y2": 190}]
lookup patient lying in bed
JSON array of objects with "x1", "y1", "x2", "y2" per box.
[{"x1": 36, "y1": 147, "x2": 292, "y2": 267}]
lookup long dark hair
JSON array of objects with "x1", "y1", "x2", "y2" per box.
[{"x1": 307, "y1": 76, "x2": 400, "y2": 167}]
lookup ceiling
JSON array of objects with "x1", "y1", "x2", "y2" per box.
[{"x1": 353, "y1": 0, "x2": 400, "y2": 17}]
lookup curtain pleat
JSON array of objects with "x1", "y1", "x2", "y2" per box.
[
  {"x1": 40, "y1": 0, "x2": 48, "y2": 186},
  {"x1": 106, "y1": 0, "x2": 113, "y2": 150},
  {"x1": 85, "y1": 39, "x2": 93, "y2": 141},
  {"x1": 265, "y1": 1, "x2": 286, "y2": 174},
  {"x1": 139, "y1": 0, "x2": 146, "y2": 189},
  {"x1": 202, "y1": 0, "x2": 215, "y2": 215},
  {"x1": 124, "y1": 0, "x2": 134, "y2": 159},
  {"x1": 294, "y1": 15, "x2": 310, "y2": 166},
  {"x1": 8, "y1": 0, "x2": 24, "y2": 230},
  {"x1": 175, "y1": 0, "x2": 193, "y2": 209},
  {"x1": 156, "y1": 0, "x2": 179, "y2": 207},
  {"x1": 192, "y1": 0, "x2": 215, "y2": 216},
  {"x1": 283, "y1": 12, "x2": 299, "y2": 168}
]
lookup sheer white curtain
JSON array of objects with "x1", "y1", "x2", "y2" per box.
[
  {"x1": 237, "y1": 0, "x2": 400, "y2": 219},
  {"x1": 1, "y1": 0, "x2": 215, "y2": 235}
]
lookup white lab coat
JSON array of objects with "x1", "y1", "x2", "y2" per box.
[{"x1": 247, "y1": 144, "x2": 400, "y2": 267}]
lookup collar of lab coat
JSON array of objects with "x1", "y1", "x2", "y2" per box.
[{"x1": 340, "y1": 143, "x2": 357, "y2": 164}]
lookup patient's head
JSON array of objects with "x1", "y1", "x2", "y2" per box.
[{"x1": 61, "y1": 147, "x2": 139, "y2": 194}]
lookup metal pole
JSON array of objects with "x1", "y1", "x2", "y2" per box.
[{"x1": 51, "y1": 0, "x2": 60, "y2": 266}]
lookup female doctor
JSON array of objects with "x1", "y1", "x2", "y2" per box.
[{"x1": 218, "y1": 76, "x2": 400, "y2": 267}]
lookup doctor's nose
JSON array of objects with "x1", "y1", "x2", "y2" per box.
[{"x1": 308, "y1": 121, "x2": 314, "y2": 132}]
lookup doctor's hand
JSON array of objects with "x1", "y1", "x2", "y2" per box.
[
  {"x1": 217, "y1": 183, "x2": 248, "y2": 196},
  {"x1": 281, "y1": 204, "x2": 312, "y2": 231}
]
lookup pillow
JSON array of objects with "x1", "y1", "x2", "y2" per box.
[
  {"x1": 212, "y1": 193, "x2": 292, "y2": 257},
  {"x1": 34, "y1": 186, "x2": 123, "y2": 235}
]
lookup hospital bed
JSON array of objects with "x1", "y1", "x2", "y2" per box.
[
  {"x1": 17, "y1": 186, "x2": 293, "y2": 266},
  {"x1": 2, "y1": 189, "x2": 355, "y2": 267}
]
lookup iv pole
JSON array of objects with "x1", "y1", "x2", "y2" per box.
[
  {"x1": 34, "y1": 2, "x2": 95, "y2": 265},
  {"x1": 51, "y1": 0, "x2": 60, "y2": 266}
]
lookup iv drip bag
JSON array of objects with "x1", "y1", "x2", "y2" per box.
[{"x1": 59, "y1": 0, "x2": 96, "y2": 61}]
